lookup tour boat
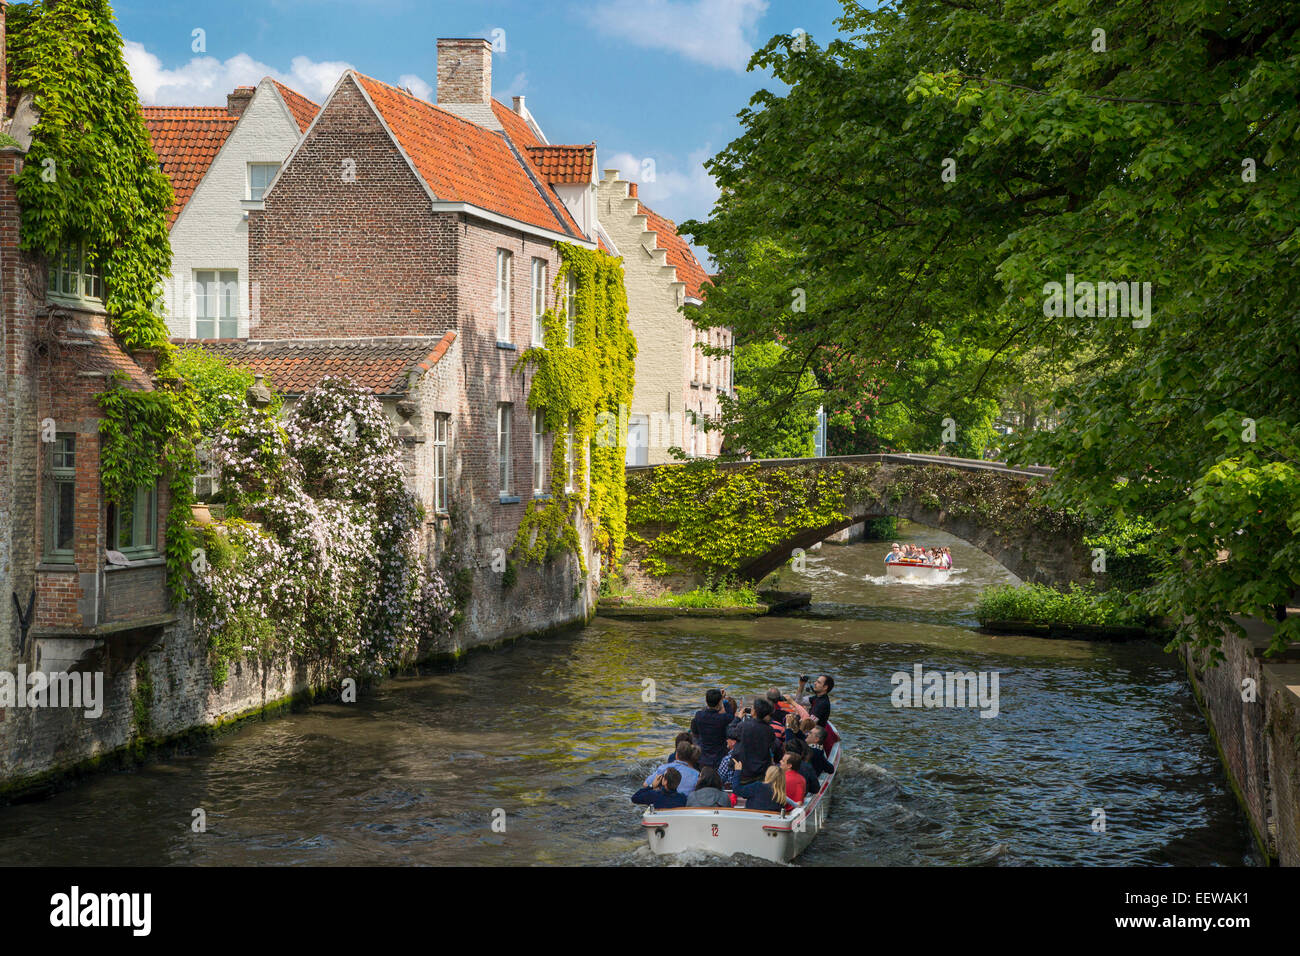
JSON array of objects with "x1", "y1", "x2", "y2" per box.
[
  {"x1": 884, "y1": 557, "x2": 951, "y2": 580},
  {"x1": 640, "y1": 722, "x2": 842, "y2": 863}
]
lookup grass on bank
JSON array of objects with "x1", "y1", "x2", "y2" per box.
[
  {"x1": 601, "y1": 582, "x2": 762, "y2": 608},
  {"x1": 974, "y1": 582, "x2": 1151, "y2": 629}
]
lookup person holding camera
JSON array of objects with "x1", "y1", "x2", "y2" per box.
[
  {"x1": 631, "y1": 767, "x2": 687, "y2": 809},
  {"x1": 798, "y1": 674, "x2": 834, "y2": 730}
]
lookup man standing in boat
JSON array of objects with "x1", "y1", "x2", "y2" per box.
[{"x1": 798, "y1": 674, "x2": 834, "y2": 731}]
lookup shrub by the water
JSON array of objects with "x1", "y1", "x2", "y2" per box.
[{"x1": 974, "y1": 582, "x2": 1148, "y2": 628}]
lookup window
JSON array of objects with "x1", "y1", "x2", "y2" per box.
[
  {"x1": 195, "y1": 270, "x2": 239, "y2": 338},
  {"x1": 533, "y1": 409, "x2": 546, "y2": 495},
  {"x1": 565, "y1": 416, "x2": 576, "y2": 493},
  {"x1": 497, "y1": 403, "x2": 513, "y2": 495},
  {"x1": 248, "y1": 162, "x2": 281, "y2": 201},
  {"x1": 433, "y1": 413, "x2": 449, "y2": 513},
  {"x1": 107, "y1": 485, "x2": 158, "y2": 557},
  {"x1": 44, "y1": 434, "x2": 76, "y2": 562},
  {"x1": 565, "y1": 274, "x2": 577, "y2": 347},
  {"x1": 47, "y1": 242, "x2": 102, "y2": 303},
  {"x1": 496, "y1": 250, "x2": 512, "y2": 342},
  {"x1": 531, "y1": 258, "x2": 547, "y2": 346}
]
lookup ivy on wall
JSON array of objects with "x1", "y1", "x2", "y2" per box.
[
  {"x1": 9, "y1": 0, "x2": 200, "y2": 599},
  {"x1": 512, "y1": 244, "x2": 637, "y2": 573},
  {"x1": 626, "y1": 462, "x2": 848, "y2": 580}
]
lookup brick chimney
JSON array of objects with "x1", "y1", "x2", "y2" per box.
[
  {"x1": 437, "y1": 38, "x2": 492, "y2": 106},
  {"x1": 227, "y1": 85, "x2": 255, "y2": 118},
  {"x1": 629, "y1": 182, "x2": 638, "y2": 198},
  {"x1": 512, "y1": 95, "x2": 525, "y2": 115}
]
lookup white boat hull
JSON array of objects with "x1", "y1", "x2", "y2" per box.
[
  {"x1": 641, "y1": 725, "x2": 842, "y2": 863},
  {"x1": 885, "y1": 560, "x2": 950, "y2": 580}
]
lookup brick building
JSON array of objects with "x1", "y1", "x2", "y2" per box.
[
  {"x1": 0, "y1": 3, "x2": 175, "y2": 728},
  {"x1": 208, "y1": 41, "x2": 609, "y2": 645}
]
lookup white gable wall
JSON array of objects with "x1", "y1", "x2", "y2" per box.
[{"x1": 164, "y1": 81, "x2": 304, "y2": 339}]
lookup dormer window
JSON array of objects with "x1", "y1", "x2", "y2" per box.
[
  {"x1": 47, "y1": 242, "x2": 103, "y2": 304},
  {"x1": 248, "y1": 163, "x2": 281, "y2": 201}
]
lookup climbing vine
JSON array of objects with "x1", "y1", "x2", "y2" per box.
[
  {"x1": 10, "y1": 0, "x2": 201, "y2": 599},
  {"x1": 626, "y1": 462, "x2": 848, "y2": 580},
  {"x1": 7, "y1": 0, "x2": 174, "y2": 346},
  {"x1": 512, "y1": 244, "x2": 637, "y2": 572}
]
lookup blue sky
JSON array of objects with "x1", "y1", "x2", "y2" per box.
[{"x1": 113, "y1": 0, "x2": 854, "y2": 263}]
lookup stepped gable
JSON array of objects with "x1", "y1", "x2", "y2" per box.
[
  {"x1": 353, "y1": 73, "x2": 584, "y2": 239},
  {"x1": 190, "y1": 332, "x2": 456, "y2": 396},
  {"x1": 636, "y1": 198, "x2": 711, "y2": 300},
  {"x1": 270, "y1": 79, "x2": 319, "y2": 132},
  {"x1": 526, "y1": 144, "x2": 595, "y2": 184},
  {"x1": 141, "y1": 107, "x2": 238, "y2": 226}
]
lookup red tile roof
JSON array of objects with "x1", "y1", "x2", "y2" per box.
[
  {"x1": 187, "y1": 334, "x2": 456, "y2": 395},
  {"x1": 271, "y1": 80, "x2": 319, "y2": 132},
  {"x1": 526, "y1": 144, "x2": 595, "y2": 184},
  {"x1": 354, "y1": 73, "x2": 584, "y2": 239},
  {"x1": 86, "y1": 336, "x2": 155, "y2": 391},
  {"x1": 491, "y1": 99, "x2": 543, "y2": 148},
  {"x1": 638, "y1": 200, "x2": 711, "y2": 300},
  {"x1": 141, "y1": 107, "x2": 238, "y2": 227}
]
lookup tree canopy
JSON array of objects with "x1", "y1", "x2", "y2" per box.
[{"x1": 684, "y1": 0, "x2": 1300, "y2": 655}]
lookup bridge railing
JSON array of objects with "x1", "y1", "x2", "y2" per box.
[{"x1": 625, "y1": 452, "x2": 1053, "y2": 479}]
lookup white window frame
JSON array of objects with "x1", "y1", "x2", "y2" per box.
[
  {"x1": 533, "y1": 409, "x2": 547, "y2": 495},
  {"x1": 47, "y1": 242, "x2": 102, "y2": 304},
  {"x1": 433, "y1": 413, "x2": 449, "y2": 513},
  {"x1": 498, "y1": 403, "x2": 513, "y2": 496},
  {"x1": 565, "y1": 415, "x2": 576, "y2": 493},
  {"x1": 496, "y1": 250, "x2": 512, "y2": 342},
  {"x1": 565, "y1": 274, "x2": 577, "y2": 347},
  {"x1": 248, "y1": 162, "x2": 281, "y2": 201},
  {"x1": 194, "y1": 270, "x2": 240, "y2": 339},
  {"x1": 531, "y1": 258, "x2": 547, "y2": 347}
]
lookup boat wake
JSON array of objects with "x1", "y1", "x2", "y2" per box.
[{"x1": 862, "y1": 569, "x2": 966, "y2": 587}]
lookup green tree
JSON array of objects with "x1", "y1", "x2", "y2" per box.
[
  {"x1": 684, "y1": 0, "x2": 1300, "y2": 654},
  {"x1": 725, "y1": 339, "x2": 820, "y2": 458}
]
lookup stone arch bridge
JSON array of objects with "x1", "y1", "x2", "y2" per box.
[{"x1": 625, "y1": 453, "x2": 1092, "y2": 587}]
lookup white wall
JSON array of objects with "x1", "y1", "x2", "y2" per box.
[{"x1": 163, "y1": 80, "x2": 304, "y2": 339}]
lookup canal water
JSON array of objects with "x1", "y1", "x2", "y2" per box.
[{"x1": 0, "y1": 521, "x2": 1258, "y2": 865}]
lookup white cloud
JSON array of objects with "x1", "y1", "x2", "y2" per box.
[
  {"x1": 125, "y1": 40, "x2": 353, "y2": 105},
  {"x1": 398, "y1": 73, "x2": 434, "y2": 102},
  {"x1": 501, "y1": 72, "x2": 528, "y2": 99},
  {"x1": 586, "y1": 0, "x2": 768, "y2": 72}
]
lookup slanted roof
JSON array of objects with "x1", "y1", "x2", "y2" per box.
[
  {"x1": 191, "y1": 333, "x2": 456, "y2": 395},
  {"x1": 270, "y1": 80, "x2": 319, "y2": 132},
  {"x1": 638, "y1": 200, "x2": 711, "y2": 300},
  {"x1": 141, "y1": 107, "x2": 238, "y2": 227},
  {"x1": 491, "y1": 98, "x2": 543, "y2": 147},
  {"x1": 353, "y1": 73, "x2": 585, "y2": 239},
  {"x1": 526, "y1": 145, "x2": 595, "y2": 185}
]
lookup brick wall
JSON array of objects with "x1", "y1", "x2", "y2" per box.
[{"x1": 249, "y1": 74, "x2": 458, "y2": 337}]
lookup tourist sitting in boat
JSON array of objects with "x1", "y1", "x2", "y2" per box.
[
  {"x1": 737, "y1": 765, "x2": 798, "y2": 813},
  {"x1": 781, "y1": 751, "x2": 808, "y2": 803},
  {"x1": 718, "y1": 730, "x2": 742, "y2": 788},
  {"x1": 726, "y1": 698, "x2": 777, "y2": 785},
  {"x1": 886, "y1": 543, "x2": 902, "y2": 562},
  {"x1": 767, "y1": 686, "x2": 796, "y2": 727},
  {"x1": 691, "y1": 688, "x2": 737, "y2": 769},
  {"x1": 645, "y1": 741, "x2": 701, "y2": 795},
  {"x1": 940, "y1": 547, "x2": 952, "y2": 568},
  {"x1": 784, "y1": 713, "x2": 805, "y2": 743},
  {"x1": 664, "y1": 731, "x2": 693, "y2": 764},
  {"x1": 806, "y1": 726, "x2": 835, "y2": 778},
  {"x1": 686, "y1": 767, "x2": 735, "y2": 808},
  {"x1": 631, "y1": 768, "x2": 688, "y2": 809},
  {"x1": 785, "y1": 738, "x2": 820, "y2": 793}
]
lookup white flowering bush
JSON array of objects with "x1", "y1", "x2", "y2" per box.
[{"x1": 193, "y1": 376, "x2": 457, "y2": 686}]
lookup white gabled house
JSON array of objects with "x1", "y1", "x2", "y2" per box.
[{"x1": 144, "y1": 78, "x2": 318, "y2": 340}]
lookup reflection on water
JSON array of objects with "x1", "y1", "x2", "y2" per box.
[{"x1": 0, "y1": 521, "x2": 1258, "y2": 866}]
